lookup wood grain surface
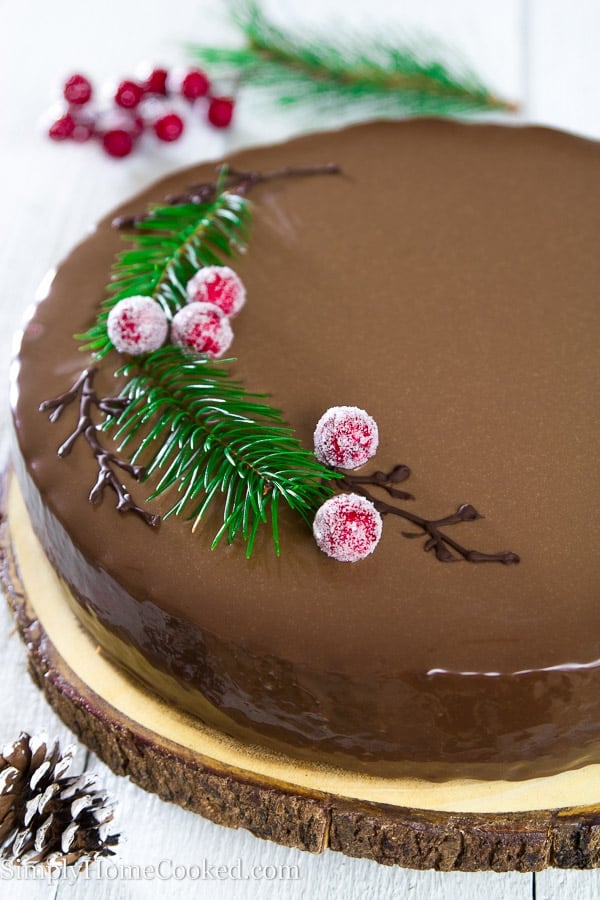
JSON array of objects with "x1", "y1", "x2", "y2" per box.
[{"x1": 1, "y1": 1, "x2": 599, "y2": 897}]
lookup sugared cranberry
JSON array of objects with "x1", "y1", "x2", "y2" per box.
[
  {"x1": 115, "y1": 80, "x2": 144, "y2": 109},
  {"x1": 313, "y1": 406, "x2": 379, "y2": 470},
  {"x1": 63, "y1": 74, "x2": 92, "y2": 105},
  {"x1": 144, "y1": 68, "x2": 169, "y2": 95},
  {"x1": 48, "y1": 113, "x2": 76, "y2": 141},
  {"x1": 186, "y1": 266, "x2": 246, "y2": 317},
  {"x1": 207, "y1": 96, "x2": 234, "y2": 128},
  {"x1": 313, "y1": 493, "x2": 383, "y2": 562},
  {"x1": 107, "y1": 296, "x2": 168, "y2": 355},
  {"x1": 181, "y1": 68, "x2": 210, "y2": 101},
  {"x1": 153, "y1": 113, "x2": 184, "y2": 142},
  {"x1": 102, "y1": 129, "x2": 135, "y2": 158},
  {"x1": 171, "y1": 303, "x2": 233, "y2": 358}
]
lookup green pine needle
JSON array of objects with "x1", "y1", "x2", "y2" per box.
[
  {"x1": 190, "y1": 0, "x2": 515, "y2": 117},
  {"x1": 78, "y1": 175, "x2": 250, "y2": 358},
  {"x1": 108, "y1": 346, "x2": 338, "y2": 556},
  {"x1": 79, "y1": 171, "x2": 340, "y2": 554}
]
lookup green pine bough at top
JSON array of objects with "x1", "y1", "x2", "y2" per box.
[{"x1": 190, "y1": 0, "x2": 516, "y2": 118}]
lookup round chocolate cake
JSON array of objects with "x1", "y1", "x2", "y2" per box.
[{"x1": 10, "y1": 119, "x2": 600, "y2": 782}]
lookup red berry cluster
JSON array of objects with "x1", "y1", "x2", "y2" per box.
[
  {"x1": 107, "y1": 267, "x2": 246, "y2": 359},
  {"x1": 312, "y1": 406, "x2": 382, "y2": 562},
  {"x1": 48, "y1": 68, "x2": 235, "y2": 159}
]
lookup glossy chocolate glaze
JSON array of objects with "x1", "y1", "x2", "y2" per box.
[{"x1": 11, "y1": 120, "x2": 600, "y2": 779}]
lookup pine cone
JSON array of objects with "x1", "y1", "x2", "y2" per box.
[{"x1": 0, "y1": 731, "x2": 119, "y2": 866}]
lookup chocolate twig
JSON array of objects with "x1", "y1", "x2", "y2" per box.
[
  {"x1": 40, "y1": 369, "x2": 159, "y2": 527},
  {"x1": 220, "y1": 163, "x2": 342, "y2": 197},
  {"x1": 338, "y1": 466, "x2": 519, "y2": 565},
  {"x1": 112, "y1": 163, "x2": 341, "y2": 231}
]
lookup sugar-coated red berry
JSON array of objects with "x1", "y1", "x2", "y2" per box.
[
  {"x1": 313, "y1": 493, "x2": 383, "y2": 562},
  {"x1": 153, "y1": 113, "x2": 184, "y2": 142},
  {"x1": 144, "y1": 68, "x2": 169, "y2": 95},
  {"x1": 63, "y1": 74, "x2": 92, "y2": 105},
  {"x1": 186, "y1": 267, "x2": 246, "y2": 317},
  {"x1": 207, "y1": 96, "x2": 234, "y2": 128},
  {"x1": 181, "y1": 68, "x2": 210, "y2": 101},
  {"x1": 48, "y1": 113, "x2": 76, "y2": 141},
  {"x1": 115, "y1": 80, "x2": 144, "y2": 109},
  {"x1": 314, "y1": 406, "x2": 379, "y2": 470},
  {"x1": 102, "y1": 129, "x2": 135, "y2": 158},
  {"x1": 171, "y1": 303, "x2": 233, "y2": 359},
  {"x1": 107, "y1": 296, "x2": 168, "y2": 355}
]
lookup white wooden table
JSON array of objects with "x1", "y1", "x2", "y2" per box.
[{"x1": 1, "y1": 1, "x2": 599, "y2": 897}]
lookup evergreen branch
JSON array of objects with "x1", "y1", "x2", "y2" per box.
[
  {"x1": 107, "y1": 345, "x2": 340, "y2": 556},
  {"x1": 190, "y1": 0, "x2": 516, "y2": 117},
  {"x1": 62, "y1": 162, "x2": 342, "y2": 551},
  {"x1": 77, "y1": 175, "x2": 251, "y2": 358}
]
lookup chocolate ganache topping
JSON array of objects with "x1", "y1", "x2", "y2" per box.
[{"x1": 11, "y1": 120, "x2": 600, "y2": 780}]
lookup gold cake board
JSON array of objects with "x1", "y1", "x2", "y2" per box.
[{"x1": 3, "y1": 476, "x2": 600, "y2": 872}]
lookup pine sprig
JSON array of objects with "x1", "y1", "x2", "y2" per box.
[
  {"x1": 61, "y1": 163, "x2": 343, "y2": 553},
  {"x1": 190, "y1": 0, "x2": 516, "y2": 117},
  {"x1": 108, "y1": 346, "x2": 339, "y2": 556},
  {"x1": 78, "y1": 175, "x2": 250, "y2": 358}
]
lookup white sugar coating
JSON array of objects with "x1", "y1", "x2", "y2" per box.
[
  {"x1": 313, "y1": 493, "x2": 383, "y2": 562},
  {"x1": 186, "y1": 266, "x2": 246, "y2": 317},
  {"x1": 107, "y1": 296, "x2": 168, "y2": 355},
  {"x1": 313, "y1": 405, "x2": 379, "y2": 470},
  {"x1": 171, "y1": 302, "x2": 234, "y2": 359}
]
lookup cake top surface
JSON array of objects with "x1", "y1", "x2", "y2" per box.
[{"x1": 13, "y1": 119, "x2": 600, "y2": 677}]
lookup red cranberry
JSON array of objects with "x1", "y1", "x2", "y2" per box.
[
  {"x1": 63, "y1": 74, "x2": 92, "y2": 105},
  {"x1": 181, "y1": 68, "x2": 210, "y2": 101},
  {"x1": 144, "y1": 68, "x2": 168, "y2": 95},
  {"x1": 48, "y1": 113, "x2": 75, "y2": 141},
  {"x1": 102, "y1": 129, "x2": 135, "y2": 158},
  {"x1": 115, "y1": 80, "x2": 144, "y2": 109},
  {"x1": 153, "y1": 113, "x2": 184, "y2": 142},
  {"x1": 207, "y1": 96, "x2": 234, "y2": 128}
]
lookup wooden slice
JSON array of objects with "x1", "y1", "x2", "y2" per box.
[{"x1": 2, "y1": 474, "x2": 600, "y2": 872}]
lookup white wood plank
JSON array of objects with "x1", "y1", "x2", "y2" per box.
[
  {"x1": 52, "y1": 750, "x2": 533, "y2": 900},
  {"x1": 535, "y1": 869, "x2": 600, "y2": 900},
  {"x1": 528, "y1": 0, "x2": 600, "y2": 138}
]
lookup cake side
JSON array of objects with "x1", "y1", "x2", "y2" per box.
[
  {"x1": 13, "y1": 456, "x2": 600, "y2": 781},
  {"x1": 11, "y1": 120, "x2": 600, "y2": 779}
]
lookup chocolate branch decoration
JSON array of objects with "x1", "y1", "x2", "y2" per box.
[
  {"x1": 39, "y1": 369, "x2": 160, "y2": 527},
  {"x1": 340, "y1": 465, "x2": 519, "y2": 564},
  {"x1": 112, "y1": 163, "x2": 341, "y2": 231}
]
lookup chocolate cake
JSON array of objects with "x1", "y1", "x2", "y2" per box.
[{"x1": 10, "y1": 119, "x2": 600, "y2": 782}]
